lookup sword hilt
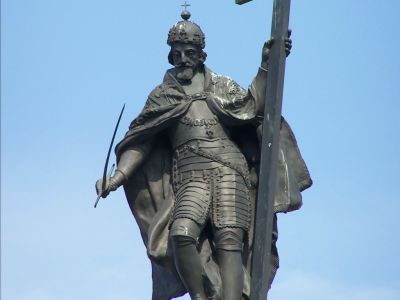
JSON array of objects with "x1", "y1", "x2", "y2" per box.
[{"x1": 94, "y1": 163, "x2": 115, "y2": 208}]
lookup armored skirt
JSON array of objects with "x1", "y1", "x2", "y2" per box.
[{"x1": 171, "y1": 138, "x2": 251, "y2": 231}]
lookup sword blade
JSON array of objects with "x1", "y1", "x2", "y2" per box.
[{"x1": 94, "y1": 103, "x2": 125, "y2": 208}]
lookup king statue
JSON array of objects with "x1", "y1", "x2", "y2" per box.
[{"x1": 96, "y1": 7, "x2": 312, "y2": 300}]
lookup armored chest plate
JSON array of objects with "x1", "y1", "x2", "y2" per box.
[{"x1": 169, "y1": 99, "x2": 231, "y2": 149}]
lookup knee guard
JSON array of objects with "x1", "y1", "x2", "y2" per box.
[
  {"x1": 214, "y1": 228, "x2": 244, "y2": 251},
  {"x1": 170, "y1": 218, "x2": 203, "y2": 243},
  {"x1": 171, "y1": 234, "x2": 198, "y2": 248}
]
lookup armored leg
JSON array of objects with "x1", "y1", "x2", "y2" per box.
[
  {"x1": 171, "y1": 141, "x2": 251, "y2": 299},
  {"x1": 214, "y1": 227, "x2": 244, "y2": 300},
  {"x1": 170, "y1": 218, "x2": 207, "y2": 300}
]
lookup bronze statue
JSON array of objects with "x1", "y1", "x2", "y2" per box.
[{"x1": 96, "y1": 7, "x2": 311, "y2": 300}]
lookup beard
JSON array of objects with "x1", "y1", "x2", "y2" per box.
[{"x1": 176, "y1": 66, "x2": 195, "y2": 81}]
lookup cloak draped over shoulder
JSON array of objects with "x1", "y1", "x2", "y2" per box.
[{"x1": 115, "y1": 67, "x2": 312, "y2": 300}]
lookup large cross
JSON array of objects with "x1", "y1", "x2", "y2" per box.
[{"x1": 235, "y1": 1, "x2": 292, "y2": 299}]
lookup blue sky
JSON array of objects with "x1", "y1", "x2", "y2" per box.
[{"x1": 2, "y1": 1, "x2": 400, "y2": 299}]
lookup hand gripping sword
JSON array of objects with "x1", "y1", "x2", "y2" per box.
[{"x1": 94, "y1": 103, "x2": 126, "y2": 208}]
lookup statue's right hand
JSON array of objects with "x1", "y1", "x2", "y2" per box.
[
  {"x1": 95, "y1": 170, "x2": 126, "y2": 198},
  {"x1": 95, "y1": 178, "x2": 111, "y2": 198}
]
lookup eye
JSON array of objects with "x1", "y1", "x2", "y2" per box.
[
  {"x1": 186, "y1": 50, "x2": 196, "y2": 57},
  {"x1": 173, "y1": 51, "x2": 181, "y2": 58}
]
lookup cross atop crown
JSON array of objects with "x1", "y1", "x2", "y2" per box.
[
  {"x1": 181, "y1": 1, "x2": 191, "y2": 11},
  {"x1": 180, "y1": 1, "x2": 191, "y2": 20}
]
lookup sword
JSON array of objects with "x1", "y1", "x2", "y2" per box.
[{"x1": 94, "y1": 103, "x2": 126, "y2": 208}]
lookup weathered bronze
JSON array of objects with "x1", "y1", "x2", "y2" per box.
[
  {"x1": 250, "y1": 1, "x2": 292, "y2": 299},
  {"x1": 95, "y1": 4, "x2": 311, "y2": 300}
]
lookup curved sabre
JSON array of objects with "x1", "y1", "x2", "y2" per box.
[{"x1": 94, "y1": 103, "x2": 126, "y2": 208}]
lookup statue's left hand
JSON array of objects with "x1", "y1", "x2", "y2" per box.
[
  {"x1": 261, "y1": 29, "x2": 292, "y2": 68},
  {"x1": 284, "y1": 29, "x2": 292, "y2": 57}
]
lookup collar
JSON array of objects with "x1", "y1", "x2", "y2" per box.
[{"x1": 164, "y1": 65, "x2": 214, "y2": 95}]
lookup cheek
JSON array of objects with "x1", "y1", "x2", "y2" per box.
[
  {"x1": 173, "y1": 55, "x2": 181, "y2": 63},
  {"x1": 189, "y1": 56, "x2": 201, "y2": 65}
]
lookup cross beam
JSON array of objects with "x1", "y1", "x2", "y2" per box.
[{"x1": 235, "y1": 0, "x2": 253, "y2": 4}]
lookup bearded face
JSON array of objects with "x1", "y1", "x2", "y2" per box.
[{"x1": 170, "y1": 43, "x2": 204, "y2": 82}]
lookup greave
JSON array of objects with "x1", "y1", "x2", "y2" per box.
[
  {"x1": 171, "y1": 235, "x2": 207, "y2": 300},
  {"x1": 217, "y1": 249, "x2": 244, "y2": 300}
]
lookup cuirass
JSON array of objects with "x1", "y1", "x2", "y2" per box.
[{"x1": 169, "y1": 99, "x2": 231, "y2": 149}]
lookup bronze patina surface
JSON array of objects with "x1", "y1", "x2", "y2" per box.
[{"x1": 96, "y1": 4, "x2": 311, "y2": 300}]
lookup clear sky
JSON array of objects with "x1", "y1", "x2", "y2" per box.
[{"x1": 2, "y1": 0, "x2": 400, "y2": 299}]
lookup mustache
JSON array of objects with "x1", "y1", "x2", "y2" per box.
[
  {"x1": 176, "y1": 63, "x2": 195, "y2": 68},
  {"x1": 176, "y1": 67, "x2": 194, "y2": 81}
]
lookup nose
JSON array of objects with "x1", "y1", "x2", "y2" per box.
[{"x1": 180, "y1": 53, "x2": 189, "y2": 63}]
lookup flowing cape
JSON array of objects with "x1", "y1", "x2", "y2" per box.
[{"x1": 115, "y1": 67, "x2": 312, "y2": 299}]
